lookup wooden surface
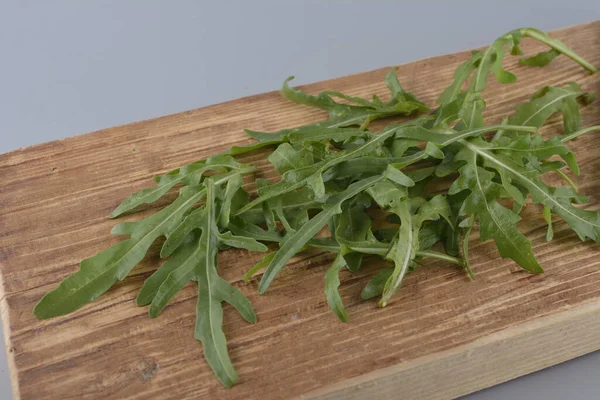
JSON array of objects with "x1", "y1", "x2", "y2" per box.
[{"x1": 1, "y1": 22, "x2": 599, "y2": 400}]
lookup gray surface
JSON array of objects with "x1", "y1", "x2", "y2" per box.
[{"x1": 0, "y1": 1, "x2": 599, "y2": 399}]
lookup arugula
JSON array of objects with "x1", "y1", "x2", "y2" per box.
[{"x1": 34, "y1": 27, "x2": 598, "y2": 388}]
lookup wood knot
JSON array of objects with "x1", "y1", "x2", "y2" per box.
[{"x1": 136, "y1": 359, "x2": 159, "y2": 381}]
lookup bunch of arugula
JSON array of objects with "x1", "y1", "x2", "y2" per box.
[{"x1": 34, "y1": 27, "x2": 599, "y2": 387}]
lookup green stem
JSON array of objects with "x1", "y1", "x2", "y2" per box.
[
  {"x1": 417, "y1": 250, "x2": 464, "y2": 266},
  {"x1": 439, "y1": 124, "x2": 537, "y2": 146},
  {"x1": 521, "y1": 28, "x2": 598, "y2": 73},
  {"x1": 461, "y1": 223, "x2": 476, "y2": 280},
  {"x1": 560, "y1": 125, "x2": 600, "y2": 143},
  {"x1": 555, "y1": 169, "x2": 578, "y2": 191}
]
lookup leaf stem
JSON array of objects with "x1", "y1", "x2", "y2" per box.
[
  {"x1": 417, "y1": 250, "x2": 464, "y2": 266},
  {"x1": 555, "y1": 169, "x2": 578, "y2": 191},
  {"x1": 560, "y1": 125, "x2": 600, "y2": 143},
  {"x1": 462, "y1": 224, "x2": 476, "y2": 280}
]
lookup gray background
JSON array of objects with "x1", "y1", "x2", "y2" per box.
[{"x1": 0, "y1": 1, "x2": 599, "y2": 398}]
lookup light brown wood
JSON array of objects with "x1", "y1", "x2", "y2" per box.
[
  {"x1": 1, "y1": 22, "x2": 600, "y2": 400},
  {"x1": 304, "y1": 298, "x2": 600, "y2": 400}
]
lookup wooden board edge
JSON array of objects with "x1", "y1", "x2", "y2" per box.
[
  {"x1": 300, "y1": 299, "x2": 600, "y2": 400},
  {"x1": 0, "y1": 266, "x2": 21, "y2": 400}
]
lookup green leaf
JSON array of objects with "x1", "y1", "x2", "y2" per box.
[
  {"x1": 224, "y1": 136, "x2": 286, "y2": 156},
  {"x1": 281, "y1": 76, "x2": 338, "y2": 111},
  {"x1": 378, "y1": 194, "x2": 452, "y2": 306},
  {"x1": 543, "y1": 206, "x2": 554, "y2": 242},
  {"x1": 136, "y1": 232, "x2": 200, "y2": 306},
  {"x1": 385, "y1": 165, "x2": 415, "y2": 187},
  {"x1": 228, "y1": 218, "x2": 282, "y2": 243},
  {"x1": 470, "y1": 35, "x2": 518, "y2": 92},
  {"x1": 324, "y1": 139, "x2": 441, "y2": 180},
  {"x1": 415, "y1": 195, "x2": 452, "y2": 227},
  {"x1": 504, "y1": 84, "x2": 591, "y2": 135},
  {"x1": 267, "y1": 143, "x2": 314, "y2": 174},
  {"x1": 237, "y1": 126, "x2": 398, "y2": 214},
  {"x1": 450, "y1": 143, "x2": 543, "y2": 273},
  {"x1": 258, "y1": 175, "x2": 385, "y2": 293},
  {"x1": 465, "y1": 139, "x2": 600, "y2": 243},
  {"x1": 34, "y1": 184, "x2": 208, "y2": 319},
  {"x1": 194, "y1": 179, "x2": 257, "y2": 388},
  {"x1": 361, "y1": 268, "x2": 393, "y2": 300},
  {"x1": 430, "y1": 92, "x2": 468, "y2": 128},
  {"x1": 418, "y1": 222, "x2": 445, "y2": 251},
  {"x1": 218, "y1": 174, "x2": 244, "y2": 229},
  {"x1": 216, "y1": 231, "x2": 268, "y2": 252},
  {"x1": 457, "y1": 91, "x2": 486, "y2": 130},
  {"x1": 273, "y1": 196, "x2": 296, "y2": 234},
  {"x1": 518, "y1": 27, "x2": 597, "y2": 73},
  {"x1": 367, "y1": 180, "x2": 408, "y2": 209},
  {"x1": 394, "y1": 124, "x2": 536, "y2": 147},
  {"x1": 334, "y1": 194, "x2": 375, "y2": 272},
  {"x1": 519, "y1": 49, "x2": 560, "y2": 67},
  {"x1": 324, "y1": 254, "x2": 349, "y2": 322},
  {"x1": 438, "y1": 54, "x2": 481, "y2": 105},
  {"x1": 380, "y1": 199, "x2": 415, "y2": 307},
  {"x1": 161, "y1": 206, "x2": 205, "y2": 257},
  {"x1": 110, "y1": 156, "x2": 243, "y2": 218},
  {"x1": 288, "y1": 127, "x2": 372, "y2": 146},
  {"x1": 383, "y1": 69, "x2": 430, "y2": 113},
  {"x1": 491, "y1": 134, "x2": 579, "y2": 175},
  {"x1": 148, "y1": 242, "x2": 201, "y2": 317},
  {"x1": 262, "y1": 201, "x2": 277, "y2": 232},
  {"x1": 306, "y1": 172, "x2": 326, "y2": 199},
  {"x1": 244, "y1": 252, "x2": 276, "y2": 283}
]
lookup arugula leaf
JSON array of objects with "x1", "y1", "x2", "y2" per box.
[
  {"x1": 361, "y1": 268, "x2": 393, "y2": 300},
  {"x1": 148, "y1": 240, "x2": 203, "y2": 317},
  {"x1": 110, "y1": 156, "x2": 244, "y2": 218},
  {"x1": 438, "y1": 53, "x2": 482, "y2": 105},
  {"x1": 376, "y1": 193, "x2": 452, "y2": 306},
  {"x1": 519, "y1": 49, "x2": 560, "y2": 67},
  {"x1": 34, "y1": 185, "x2": 208, "y2": 319},
  {"x1": 229, "y1": 218, "x2": 283, "y2": 243},
  {"x1": 502, "y1": 84, "x2": 593, "y2": 136},
  {"x1": 449, "y1": 143, "x2": 543, "y2": 273},
  {"x1": 384, "y1": 68, "x2": 429, "y2": 112},
  {"x1": 216, "y1": 231, "x2": 268, "y2": 252},
  {"x1": 436, "y1": 26, "x2": 596, "y2": 134},
  {"x1": 161, "y1": 206, "x2": 205, "y2": 257},
  {"x1": 233, "y1": 72, "x2": 429, "y2": 154},
  {"x1": 258, "y1": 175, "x2": 385, "y2": 293},
  {"x1": 136, "y1": 232, "x2": 200, "y2": 306},
  {"x1": 218, "y1": 174, "x2": 245, "y2": 229},
  {"x1": 324, "y1": 254, "x2": 349, "y2": 322},
  {"x1": 193, "y1": 179, "x2": 257, "y2": 388},
  {"x1": 465, "y1": 139, "x2": 600, "y2": 242},
  {"x1": 518, "y1": 27, "x2": 597, "y2": 73},
  {"x1": 236, "y1": 125, "x2": 399, "y2": 214},
  {"x1": 380, "y1": 198, "x2": 414, "y2": 307},
  {"x1": 282, "y1": 75, "x2": 428, "y2": 121}
]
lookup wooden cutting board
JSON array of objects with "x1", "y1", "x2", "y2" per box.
[{"x1": 1, "y1": 21, "x2": 600, "y2": 400}]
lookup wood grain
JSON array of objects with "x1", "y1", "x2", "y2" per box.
[{"x1": 1, "y1": 22, "x2": 600, "y2": 400}]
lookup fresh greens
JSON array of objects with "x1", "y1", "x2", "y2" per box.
[{"x1": 34, "y1": 27, "x2": 598, "y2": 388}]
